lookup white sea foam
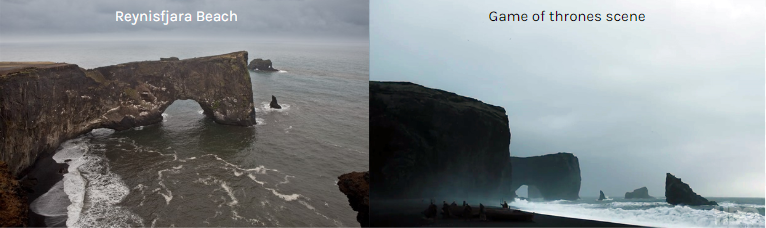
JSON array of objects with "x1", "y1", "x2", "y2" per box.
[
  {"x1": 256, "y1": 102, "x2": 291, "y2": 114},
  {"x1": 221, "y1": 182, "x2": 239, "y2": 206},
  {"x1": 265, "y1": 188, "x2": 301, "y2": 201},
  {"x1": 256, "y1": 117, "x2": 265, "y2": 125},
  {"x1": 161, "y1": 113, "x2": 169, "y2": 122},
  {"x1": 30, "y1": 180, "x2": 69, "y2": 217},
  {"x1": 511, "y1": 198, "x2": 765, "y2": 227}
]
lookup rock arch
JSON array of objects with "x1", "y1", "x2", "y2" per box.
[
  {"x1": 0, "y1": 51, "x2": 256, "y2": 176},
  {"x1": 510, "y1": 153, "x2": 581, "y2": 200}
]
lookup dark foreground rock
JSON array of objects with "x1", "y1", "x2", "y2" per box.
[
  {"x1": 370, "y1": 81, "x2": 512, "y2": 200},
  {"x1": 598, "y1": 190, "x2": 606, "y2": 201},
  {"x1": 510, "y1": 153, "x2": 581, "y2": 200},
  {"x1": 270, "y1": 95, "x2": 282, "y2": 109},
  {"x1": 625, "y1": 187, "x2": 653, "y2": 199},
  {"x1": 665, "y1": 173, "x2": 717, "y2": 206},
  {"x1": 338, "y1": 171, "x2": 369, "y2": 227},
  {"x1": 0, "y1": 162, "x2": 27, "y2": 227},
  {"x1": 247, "y1": 58, "x2": 278, "y2": 71},
  {"x1": 0, "y1": 51, "x2": 257, "y2": 177}
]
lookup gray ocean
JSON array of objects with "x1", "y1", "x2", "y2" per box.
[{"x1": 1, "y1": 40, "x2": 369, "y2": 227}]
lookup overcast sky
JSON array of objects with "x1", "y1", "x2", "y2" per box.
[
  {"x1": 372, "y1": 0, "x2": 765, "y2": 197},
  {"x1": 0, "y1": 0, "x2": 368, "y2": 43}
]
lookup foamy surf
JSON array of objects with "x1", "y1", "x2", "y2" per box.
[
  {"x1": 511, "y1": 198, "x2": 765, "y2": 227},
  {"x1": 256, "y1": 102, "x2": 291, "y2": 114}
]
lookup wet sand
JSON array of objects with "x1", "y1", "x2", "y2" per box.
[
  {"x1": 21, "y1": 150, "x2": 68, "y2": 227},
  {"x1": 371, "y1": 199, "x2": 642, "y2": 227}
]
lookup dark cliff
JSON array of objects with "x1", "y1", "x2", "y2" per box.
[
  {"x1": 338, "y1": 171, "x2": 369, "y2": 227},
  {"x1": 665, "y1": 173, "x2": 717, "y2": 206},
  {"x1": 625, "y1": 187, "x2": 653, "y2": 199},
  {"x1": 370, "y1": 81, "x2": 512, "y2": 200},
  {"x1": 0, "y1": 51, "x2": 256, "y2": 176},
  {"x1": 510, "y1": 153, "x2": 581, "y2": 200},
  {"x1": 247, "y1": 58, "x2": 278, "y2": 71}
]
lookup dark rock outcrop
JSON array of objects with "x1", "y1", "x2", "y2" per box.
[
  {"x1": 0, "y1": 51, "x2": 256, "y2": 176},
  {"x1": 665, "y1": 173, "x2": 717, "y2": 206},
  {"x1": 598, "y1": 190, "x2": 606, "y2": 201},
  {"x1": 247, "y1": 58, "x2": 278, "y2": 71},
  {"x1": 370, "y1": 81, "x2": 512, "y2": 199},
  {"x1": 0, "y1": 161, "x2": 27, "y2": 227},
  {"x1": 625, "y1": 187, "x2": 653, "y2": 199},
  {"x1": 338, "y1": 171, "x2": 369, "y2": 227},
  {"x1": 160, "y1": 57, "x2": 179, "y2": 61},
  {"x1": 510, "y1": 153, "x2": 581, "y2": 200},
  {"x1": 270, "y1": 95, "x2": 282, "y2": 109}
]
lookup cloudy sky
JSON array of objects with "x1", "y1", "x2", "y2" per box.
[
  {"x1": 372, "y1": 0, "x2": 764, "y2": 197},
  {"x1": 0, "y1": 0, "x2": 368, "y2": 43}
]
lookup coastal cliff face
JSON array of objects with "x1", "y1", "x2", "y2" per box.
[
  {"x1": 510, "y1": 153, "x2": 581, "y2": 200},
  {"x1": 0, "y1": 162, "x2": 27, "y2": 227},
  {"x1": 0, "y1": 51, "x2": 256, "y2": 176},
  {"x1": 370, "y1": 81, "x2": 512, "y2": 199},
  {"x1": 338, "y1": 171, "x2": 370, "y2": 227},
  {"x1": 665, "y1": 173, "x2": 717, "y2": 206},
  {"x1": 625, "y1": 187, "x2": 653, "y2": 199}
]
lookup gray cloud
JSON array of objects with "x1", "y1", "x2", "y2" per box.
[
  {"x1": 0, "y1": 0, "x2": 368, "y2": 42},
  {"x1": 371, "y1": 0, "x2": 764, "y2": 197}
]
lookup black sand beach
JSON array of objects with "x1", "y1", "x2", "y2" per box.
[
  {"x1": 371, "y1": 199, "x2": 641, "y2": 227},
  {"x1": 22, "y1": 151, "x2": 68, "y2": 227}
]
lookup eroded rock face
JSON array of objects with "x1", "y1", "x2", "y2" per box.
[
  {"x1": 510, "y1": 153, "x2": 581, "y2": 200},
  {"x1": 338, "y1": 171, "x2": 369, "y2": 227},
  {"x1": 625, "y1": 187, "x2": 653, "y2": 199},
  {"x1": 370, "y1": 81, "x2": 512, "y2": 200},
  {"x1": 0, "y1": 51, "x2": 256, "y2": 176},
  {"x1": 247, "y1": 58, "x2": 278, "y2": 71},
  {"x1": 0, "y1": 161, "x2": 27, "y2": 227},
  {"x1": 665, "y1": 173, "x2": 717, "y2": 206},
  {"x1": 598, "y1": 190, "x2": 606, "y2": 201}
]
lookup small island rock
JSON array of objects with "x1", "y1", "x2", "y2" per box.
[
  {"x1": 248, "y1": 58, "x2": 278, "y2": 71},
  {"x1": 625, "y1": 187, "x2": 653, "y2": 199},
  {"x1": 270, "y1": 95, "x2": 282, "y2": 109},
  {"x1": 665, "y1": 173, "x2": 717, "y2": 206},
  {"x1": 598, "y1": 190, "x2": 606, "y2": 201}
]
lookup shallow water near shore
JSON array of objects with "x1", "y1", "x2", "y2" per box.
[{"x1": 3, "y1": 40, "x2": 369, "y2": 227}]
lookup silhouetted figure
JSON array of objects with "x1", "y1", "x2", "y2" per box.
[
  {"x1": 463, "y1": 200, "x2": 467, "y2": 206},
  {"x1": 463, "y1": 203, "x2": 473, "y2": 221},
  {"x1": 442, "y1": 201, "x2": 451, "y2": 218},
  {"x1": 501, "y1": 200, "x2": 509, "y2": 209},
  {"x1": 422, "y1": 199, "x2": 437, "y2": 224},
  {"x1": 479, "y1": 203, "x2": 487, "y2": 221},
  {"x1": 451, "y1": 201, "x2": 458, "y2": 207}
]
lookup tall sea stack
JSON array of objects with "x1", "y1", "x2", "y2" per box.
[{"x1": 665, "y1": 173, "x2": 717, "y2": 206}]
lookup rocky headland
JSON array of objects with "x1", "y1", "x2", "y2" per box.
[
  {"x1": 247, "y1": 58, "x2": 278, "y2": 71},
  {"x1": 337, "y1": 171, "x2": 370, "y2": 227},
  {"x1": 624, "y1": 187, "x2": 653, "y2": 199},
  {"x1": 665, "y1": 173, "x2": 717, "y2": 206},
  {"x1": 0, "y1": 52, "x2": 257, "y2": 226},
  {"x1": 369, "y1": 81, "x2": 512, "y2": 200},
  {"x1": 509, "y1": 153, "x2": 581, "y2": 200}
]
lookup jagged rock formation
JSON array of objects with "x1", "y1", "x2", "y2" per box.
[
  {"x1": 598, "y1": 190, "x2": 606, "y2": 201},
  {"x1": 625, "y1": 187, "x2": 653, "y2": 199},
  {"x1": 370, "y1": 81, "x2": 512, "y2": 199},
  {"x1": 0, "y1": 161, "x2": 27, "y2": 227},
  {"x1": 510, "y1": 153, "x2": 581, "y2": 200},
  {"x1": 247, "y1": 58, "x2": 278, "y2": 71},
  {"x1": 0, "y1": 51, "x2": 256, "y2": 177},
  {"x1": 665, "y1": 173, "x2": 717, "y2": 206},
  {"x1": 338, "y1": 171, "x2": 369, "y2": 227},
  {"x1": 270, "y1": 95, "x2": 282, "y2": 109}
]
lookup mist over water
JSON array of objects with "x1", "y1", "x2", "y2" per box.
[{"x1": 6, "y1": 41, "x2": 369, "y2": 227}]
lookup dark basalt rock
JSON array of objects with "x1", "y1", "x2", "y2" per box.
[
  {"x1": 270, "y1": 95, "x2": 282, "y2": 109},
  {"x1": 0, "y1": 162, "x2": 27, "y2": 227},
  {"x1": 625, "y1": 187, "x2": 653, "y2": 199},
  {"x1": 0, "y1": 51, "x2": 256, "y2": 177},
  {"x1": 247, "y1": 58, "x2": 278, "y2": 71},
  {"x1": 370, "y1": 81, "x2": 512, "y2": 200},
  {"x1": 510, "y1": 153, "x2": 581, "y2": 200},
  {"x1": 665, "y1": 173, "x2": 717, "y2": 206},
  {"x1": 338, "y1": 171, "x2": 369, "y2": 227},
  {"x1": 598, "y1": 190, "x2": 606, "y2": 201}
]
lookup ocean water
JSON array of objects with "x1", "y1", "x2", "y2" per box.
[
  {"x1": 510, "y1": 196, "x2": 765, "y2": 227},
  {"x1": 3, "y1": 40, "x2": 369, "y2": 227}
]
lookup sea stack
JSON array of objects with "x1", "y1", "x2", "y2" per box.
[
  {"x1": 270, "y1": 95, "x2": 282, "y2": 109},
  {"x1": 509, "y1": 153, "x2": 581, "y2": 200},
  {"x1": 625, "y1": 187, "x2": 653, "y2": 199},
  {"x1": 598, "y1": 190, "x2": 606, "y2": 201},
  {"x1": 665, "y1": 173, "x2": 717, "y2": 206},
  {"x1": 247, "y1": 58, "x2": 279, "y2": 71},
  {"x1": 370, "y1": 81, "x2": 512, "y2": 199},
  {"x1": 337, "y1": 171, "x2": 369, "y2": 227}
]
